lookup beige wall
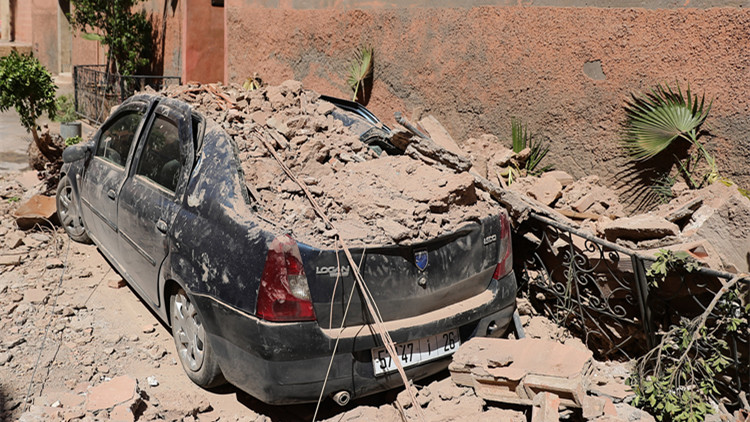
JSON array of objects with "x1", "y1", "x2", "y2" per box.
[{"x1": 225, "y1": 3, "x2": 750, "y2": 190}]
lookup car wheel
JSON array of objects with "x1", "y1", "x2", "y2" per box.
[
  {"x1": 56, "y1": 176, "x2": 92, "y2": 244},
  {"x1": 171, "y1": 288, "x2": 225, "y2": 388}
]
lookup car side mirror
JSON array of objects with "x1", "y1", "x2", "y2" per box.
[{"x1": 62, "y1": 143, "x2": 93, "y2": 163}]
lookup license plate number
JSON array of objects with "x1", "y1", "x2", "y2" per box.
[{"x1": 371, "y1": 329, "x2": 460, "y2": 376}]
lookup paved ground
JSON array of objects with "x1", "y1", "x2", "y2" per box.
[
  {"x1": 0, "y1": 109, "x2": 32, "y2": 172},
  {"x1": 0, "y1": 75, "x2": 88, "y2": 173}
]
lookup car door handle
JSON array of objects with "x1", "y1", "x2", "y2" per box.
[
  {"x1": 107, "y1": 189, "x2": 116, "y2": 200},
  {"x1": 156, "y1": 220, "x2": 168, "y2": 234}
]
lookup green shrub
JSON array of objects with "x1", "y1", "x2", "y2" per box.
[
  {"x1": 0, "y1": 51, "x2": 58, "y2": 160},
  {"x1": 55, "y1": 95, "x2": 77, "y2": 123}
]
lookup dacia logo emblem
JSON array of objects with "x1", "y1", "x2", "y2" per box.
[{"x1": 415, "y1": 250, "x2": 428, "y2": 271}]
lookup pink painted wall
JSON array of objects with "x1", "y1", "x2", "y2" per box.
[
  {"x1": 224, "y1": 3, "x2": 750, "y2": 189},
  {"x1": 11, "y1": 0, "x2": 32, "y2": 43},
  {"x1": 71, "y1": 0, "x2": 183, "y2": 77},
  {"x1": 30, "y1": 0, "x2": 58, "y2": 72},
  {"x1": 183, "y1": 0, "x2": 224, "y2": 83}
]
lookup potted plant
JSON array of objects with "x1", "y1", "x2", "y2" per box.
[{"x1": 55, "y1": 94, "x2": 82, "y2": 140}]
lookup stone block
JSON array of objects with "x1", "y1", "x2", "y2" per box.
[
  {"x1": 532, "y1": 392, "x2": 560, "y2": 422},
  {"x1": 85, "y1": 375, "x2": 139, "y2": 412},
  {"x1": 418, "y1": 114, "x2": 464, "y2": 156},
  {"x1": 603, "y1": 214, "x2": 679, "y2": 242},
  {"x1": 527, "y1": 174, "x2": 563, "y2": 206},
  {"x1": 13, "y1": 195, "x2": 57, "y2": 229},
  {"x1": 450, "y1": 338, "x2": 592, "y2": 407},
  {"x1": 546, "y1": 170, "x2": 575, "y2": 187},
  {"x1": 582, "y1": 395, "x2": 606, "y2": 419}
]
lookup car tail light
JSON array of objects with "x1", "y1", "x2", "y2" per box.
[
  {"x1": 256, "y1": 235, "x2": 316, "y2": 322},
  {"x1": 492, "y1": 211, "x2": 513, "y2": 280}
]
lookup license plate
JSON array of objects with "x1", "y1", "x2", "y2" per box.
[{"x1": 371, "y1": 329, "x2": 460, "y2": 376}]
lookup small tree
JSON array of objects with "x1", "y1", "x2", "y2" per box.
[
  {"x1": 70, "y1": 0, "x2": 152, "y2": 76},
  {"x1": 0, "y1": 51, "x2": 59, "y2": 162}
]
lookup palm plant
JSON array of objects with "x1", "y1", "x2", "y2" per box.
[
  {"x1": 511, "y1": 118, "x2": 552, "y2": 177},
  {"x1": 346, "y1": 46, "x2": 373, "y2": 103},
  {"x1": 622, "y1": 83, "x2": 717, "y2": 186}
]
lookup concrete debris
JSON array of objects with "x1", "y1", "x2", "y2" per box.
[
  {"x1": 417, "y1": 114, "x2": 465, "y2": 156},
  {"x1": 446, "y1": 332, "x2": 645, "y2": 421},
  {"x1": 85, "y1": 375, "x2": 140, "y2": 411},
  {"x1": 531, "y1": 391, "x2": 560, "y2": 422},
  {"x1": 107, "y1": 275, "x2": 127, "y2": 289},
  {"x1": 687, "y1": 184, "x2": 750, "y2": 273},
  {"x1": 161, "y1": 82, "x2": 501, "y2": 247},
  {"x1": 555, "y1": 175, "x2": 625, "y2": 218},
  {"x1": 509, "y1": 166, "x2": 750, "y2": 274},
  {"x1": 545, "y1": 170, "x2": 575, "y2": 187},
  {"x1": 5, "y1": 230, "x2": 25, "y2": 249},
  {"x1": 526, "y1": 173, "x2": 563, "y2": 206},
  {"x1": 602, "y1": 214, "x2": 680, "y2": 242},
  {"x1": 449, "y1": 337, "x2": 592, "y2": 407},
  {"x1": 13, "y1": 194, "x2": 57, "y2": 229}
]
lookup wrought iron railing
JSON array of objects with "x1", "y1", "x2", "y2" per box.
[
  {"x1": 73, "y1": 65, "x2": 181, "y2": 125},
  {"x1": 515, "y1": 212, "x2": 749, "y2": 404}
]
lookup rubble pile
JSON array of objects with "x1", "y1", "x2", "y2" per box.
[
  {"x1": 450, "y1": 337, "x2": 654, "y2": 422},
  {"x1": 159, "y1": 82, "x2": 501, "y2": 248},
  {"x1": 465, "y1": 132, "x2": 750, "y2": 273}
]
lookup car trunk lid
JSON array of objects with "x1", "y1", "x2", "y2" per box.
[{"x1": 302, "y1": 213, "x2": 506, "y2": 329}]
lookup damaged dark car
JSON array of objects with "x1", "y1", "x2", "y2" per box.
[{"x1": 56, "y1": 93, "x2": 517, "y2": 406}]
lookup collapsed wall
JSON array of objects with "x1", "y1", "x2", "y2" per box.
[{"x1": 160, "y1": 82, "x2": 502, "y2": 248}]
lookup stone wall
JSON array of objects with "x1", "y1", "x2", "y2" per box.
[{"x1": 225, "y1": 2, "x2": 750, "y2": 189}]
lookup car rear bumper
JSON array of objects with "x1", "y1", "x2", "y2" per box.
[{"x1": 193, "y1": 271, "x2": 517, "y2": 405}]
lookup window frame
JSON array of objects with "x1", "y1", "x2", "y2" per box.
[
  {"x1": 133, "y1": 113, "x2": 183, "y2": 194},
  {"x1": 93, "y1": 107, "x2": 146, "y2": 169}
]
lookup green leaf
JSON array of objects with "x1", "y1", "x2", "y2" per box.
[
  {"x1": 346, "y1": 46, "x2": 373, "y2": 102},
  {"x1": 81, "y1": 32, "x2": 105, "y2": 41},
  {"x1": 622, "y1": 83, "x2": 711, "y2": 161}
]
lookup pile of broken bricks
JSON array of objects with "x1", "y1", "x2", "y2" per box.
[
  {"x1": 158, "y1": 82, "x2": 502, "y2": 248},
  {"x1": 506, "y1": 168, "x2": 750, "y2": 274},
  {"x1": 449, "y1": 337, "x2": 654, "y2": 422}
]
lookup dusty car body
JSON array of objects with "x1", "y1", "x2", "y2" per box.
[{"x1": 56, "y1": 93, "x2": 518, "y2": 405}]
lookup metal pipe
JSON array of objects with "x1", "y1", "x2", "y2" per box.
[{"x1": 332, "y1": 390, "x2": 351, "y2": 407}]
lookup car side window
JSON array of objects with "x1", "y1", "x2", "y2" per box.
[
  {"x1": 136, "y1": 115, "x2": 182, "y2": 192},
  {"x1": 95, "y1": 112, "x2": 143, "y2": 167}
]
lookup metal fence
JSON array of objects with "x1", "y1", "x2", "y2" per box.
[
  {"x1": 73, "y1": 65, "x2": 181, "y2": 125},
  {"x1": 515, "y1": 212, "x2": 749, "y2": 404}
]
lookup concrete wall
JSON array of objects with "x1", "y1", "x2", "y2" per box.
[
  {"x1": 183, "y1": 0, "x2": 224, "y2": 83},
  {"x1": 9, "y1": 0, "x2": 70, "y2": 73},
  {"x1": 71, "y1": 0, "x2": 183, "y2": 78},
  {"x1": 30, "y1": 0, "x2": 59, "y2": 72},
  {"x1": 12, "y1": 0, "x2": 32, "y2": 43},
  {"x1": 225, "y1": 1, "x2": 750, "y2": 190},
  {"x1": 146, "y1": 0, "x2": 183, "y2": 78}
]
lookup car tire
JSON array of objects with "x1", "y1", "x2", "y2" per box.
[
  {"x1": 56, "y1": 176, "x2": 92, "y2": 244},
  {"x1": 171, "y1": 288, "x2": 225, "y2": 388}
]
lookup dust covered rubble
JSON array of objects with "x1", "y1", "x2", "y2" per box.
[
  {"x1": 159, "y1": 81, "x2": 501, "y2": 248},
  {"x1": 448, "y1": 335, "x2": 652, "y2": 422},
  {"x1": 463, "y1": 124, "x2": 750, "y2": 274}
]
